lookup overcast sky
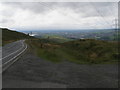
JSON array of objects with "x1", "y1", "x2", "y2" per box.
[{"x1": 0, "y1": 2, "x2": 118, "y2": 31}]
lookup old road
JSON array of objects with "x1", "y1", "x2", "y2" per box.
[{"x1": 1, "y1": 40, "x2": 27, "y2": 72}]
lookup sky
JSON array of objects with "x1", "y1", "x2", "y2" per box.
[{"x1": 0, "y1": 2, "x2": 118, "y2": 31}]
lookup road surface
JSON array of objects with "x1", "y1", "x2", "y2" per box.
[{"x1": 1, "y1": 40, "x2": 27, "y2": 72}]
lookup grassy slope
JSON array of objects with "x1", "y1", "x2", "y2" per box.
[
  {"x1": 27, "y1": 38, "x2": 119, "y2": 64},
  {"x1": 1, "y1": 28, "x2": 34, "y2": 45},
  {"x1": 62, "y1": 39, "x2": 118, "y2": 64}
]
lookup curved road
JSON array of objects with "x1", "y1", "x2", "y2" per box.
[{"x1": 1, "y1": 40, "x2": 27, "y2": 72}]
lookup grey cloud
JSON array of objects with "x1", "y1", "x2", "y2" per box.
[
  {"x1": 2, "y1": 2, "x2": 58, "y2": 14},
  {"x1": 1, "y1": 2, "x2": 117, "y2": 30},
  {"x1": 3, "y1": 2, "x2": 117, "y2": 17},
  {"x1": 48, "y1": 2, "x2": 117, "y2": 17},
  {"x1": 0, "y1": 19, "x2": 14, "y2": 23}
]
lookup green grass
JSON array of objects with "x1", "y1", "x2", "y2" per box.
[
  {"x1": 40, "y1": 34, "x2": 73, "y2": 43},
  {"x1": 27, "y1": 38, "x2": 119, "y2": 64},
  {"x1": 37, "y1": 48, "x2": 63, "y2": 63},
  {"x1": 62, "y1": 39, "x2": 118, "y2": 64}
]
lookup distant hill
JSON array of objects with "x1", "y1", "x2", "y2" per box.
[{"x1": 1, "y1": 28, "x2": 34, "y2": 45}]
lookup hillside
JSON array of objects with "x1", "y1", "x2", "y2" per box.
[
  {"x1": 27, "y1": 38, "x2": 119, "y2": 64},
  {"x1": 1, "y1": 28, "x2": 34, "y2": 45},
  {"x1": 62, "y1": 39, "x2": 119, "y2": 64}
]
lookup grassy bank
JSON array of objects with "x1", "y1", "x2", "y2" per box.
[
  {"x1": 26, "y1": 38, "x2": 119, "y2": 64},
  {"x1": 2, "y1": 28, "x2": 34, "y2": 45}
]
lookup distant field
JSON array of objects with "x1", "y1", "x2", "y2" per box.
[
  {"x1": 27, "y1": 38, "x2": 119, "y2": 64},
  {"x1": 37, "y1": 34, "x2": 74, "y2": 43},
  {"x1": 26, "y1": 29, "x2": 120, "y2": 41}
]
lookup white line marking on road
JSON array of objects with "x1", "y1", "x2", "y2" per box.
[
  {"x1": 3, "y1": 42, "x2": 27, "y2": 66},
  {"x1": 0, "y1": 41, "x2": 24, "y2": 61}
]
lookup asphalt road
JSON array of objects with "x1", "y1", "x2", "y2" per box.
[{"x1": 2, "y1": 40, "x2": 27, "y2": 71}]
